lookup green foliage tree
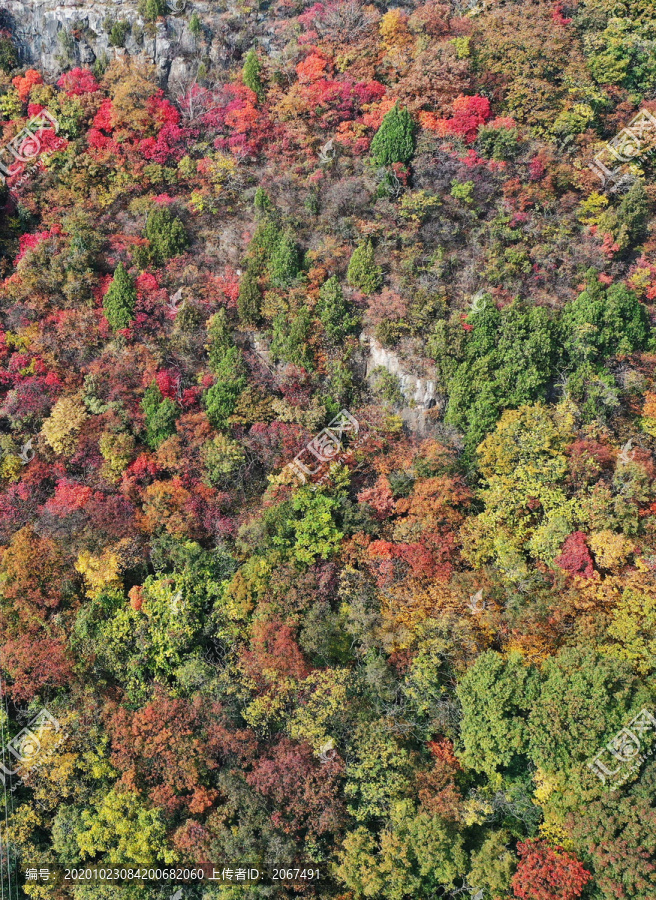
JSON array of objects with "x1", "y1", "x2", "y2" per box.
[
  {"x1": 468, "y1": 830, "x2": 517, "y2": 899},
  {"x1": 562, "y1": 270, "x2": 650, "y2": 365},
  {"x1": 0, "y1": 35, "x2": 18, "y2": 72},
  {"x1": 318, "y1": 276, "x2": 360, "y2": 343},
  {"x1": 271, "y1": 306, "x2": 313, "y2": 369},
  {"x1": 237, "y1": 269, "x2": 262, "y2": 326},
  {"x1": 347, "y1": 239, "x2": 383, "y2": 294},
  {"x1": 457, "y1": 651, "x2": 539, "y2": 783},
  {"x1": 143, "y1": 206, "x2": 189, "y2": 266},
  {"x1": 370, "y1": 104, "x2": 416, "y2": 166},
  {"x1": 141, "y1": 382, "x2": 179, "y2": 449},
  {"x1": 243, "y1": 48, "x2": 265, "y2": 100},
  {"x1": 103, "y1": 263, "x2": 136, "y2": 330},
  {"x1": 139, "y1": 0, "x2": 168, "y2": 22},
  {"x1": 268, "y1": 229, "x2": 300, "y2": 287}
]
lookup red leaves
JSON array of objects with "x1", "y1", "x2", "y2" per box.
[
  {"x1": 108, "y1": 694, "x2": 256, "y2": 815},
  {"x1": 512, "y1": 840, "x2": 591, "y2": 900},
  {"x1": 422, "y1": 94, "x2": 492, "y2": 143},
  {"x1": 1, "y1": 634, "x2": 72, "y2": 701},
  {"x1": 551, "y1": 3, "x2": 572, "y2": 25},
  {"x1": 12, "y1": 69, "x2": 43, "y2": 103},
  {"x1": 247, "y1": 737, "x2": 345, "y2": 839},
  {"x1": 43, "y1": 479, "x2": 93, "y2": 516},
  {"x1": 296, "y1": 52, "x2": 331, "y2": 84},
  {"x1": 14, "y1": 230, "x2": 51, "y2": 266},
  {"x1": 56, "y1": 67, "x2": 100, "y2": 95},
  {"x1": 242, "y1": 620, "x2": 310, "y2": 684},
  {"x1": 554, "y1": 531, "x2": 595, "y2": 579}
]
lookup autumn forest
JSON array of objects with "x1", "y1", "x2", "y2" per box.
[{"x1": 0, "y1": 0, "x2": 655, "y2": 897}]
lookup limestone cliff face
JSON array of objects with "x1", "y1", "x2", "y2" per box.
[
  {"x1": 0, "y1": 0, "x2": 259, "y2": 85},
  {"x1": 362, "y1": 335, "x2": 445, "y2": 435}
]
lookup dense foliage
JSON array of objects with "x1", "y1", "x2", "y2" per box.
[{"x1": 0, "y1": 0, "x2": 655, "y2": 898}]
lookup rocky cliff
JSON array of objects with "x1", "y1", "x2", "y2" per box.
[{"x1": 0, "y1": 0, "x2": 260, "y2": 86}]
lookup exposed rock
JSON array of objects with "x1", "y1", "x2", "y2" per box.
[
  {"x1": 0, "y1": 0, "x2": 239, "y2": 86},
  {"x1": 362, "y1": 335, "x2": 445, "y2": 435}
]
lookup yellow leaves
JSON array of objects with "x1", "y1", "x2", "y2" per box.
[
  {"x1": 287, "y1": 669, "x2": 350, "y2": 749},
  {"x1": 0, "y1": 452, "x2": 22, "y2": 482},
  {"x1": 641, "y1": 391, "x2": 656, "y2": 437},
  {"x1": 462, "y1": 794, "x2": 494, "y2": 827},
  {"x1": 577, "y1": 191, "x2": 609, "y2": 225},
  {"x1": 588, "y1": 529, "x2": 634, "y2": 571},
  {"x1": 75, "y1": 548, "x2": 122, "y2": 599},
  {"x1": 379, "y1": 9, "x2": 413, "y2": 51},
  {"x1": 139, "y1": 478, "x2": 192, "y2": 536},
  {"x1": 606, "y1": 586, "x2": 656, "y2": 674},
  {"x1": 222, "y1": 556, "x2": 271, "y2": 622},
  {"x1": 99, "y1": 430, "x2": 134, "y2": 482},
  {"x1": 243, "y1": 688, "x2": 290, "y2": 734},
  {"x1": 378, "y1": 579, "x2": 459, "y2": 640},
  {"x1": 77, "y1": 788, "x2": 177, "y2": 866},
  {"x1": 398, "y1": 190, "x2": 442, "y2": 225},
  {"x1": 41, "y1": 394, "x2": 88, "y2": 456}
]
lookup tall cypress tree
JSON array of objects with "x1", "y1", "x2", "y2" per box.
[
  {"x1": 103, "y1": 263, "x2": 136, "y2": 330},
  {"x1": 370, "y1": 104, "x2": 416, "y2": 166},
  {"x1": 243, "y1": 49, "x2": 265, "y2": 101},
  {"x1": 237, "y1": 269, "x2": 262, "y2": 326},
  {"x1": 347, "y1": 239, "x2": 383, "y2": 294}
]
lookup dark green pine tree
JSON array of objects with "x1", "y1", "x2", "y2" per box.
[
  {"x1": 268, "y1": 229, "x2": 300, "y2": 287},
  {"x1": 318, "y1": 276, "x2": 360, "y2": 343},
  {"x1": 370, "y1": 104, "x2": 416, "y2": 166},
  {"x1": 347, "y1": 238, "x2": 383, "y2": 294},
  {"x1": 237, "y1": 269, "x2": 262, "y2": 326},
  {"x1": 103, "y1": 263, "x2": 136, "y2": 330},
  {"x1": 243, "y1": 49, "x2": 265, "y2": 101},
  {"x1": 144, "y1": 206, "x2": 189, "y2": 265}
]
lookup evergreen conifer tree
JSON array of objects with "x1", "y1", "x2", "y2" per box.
[
  {"x1": 243, "y1": 49, "x2": 264, "y2": 100},
  {"x1": 347, "y1": 239, "x2": 382, "y2": 294},
  {"x1": 237, "y1": 270, "x2": 262, "y2": 326},
  {"x1": 370, "y1": 104, "x2": 416, "y2": 166},
  {"x1": 103, "y1": 263, "x2": 136, "y2": 330}
]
